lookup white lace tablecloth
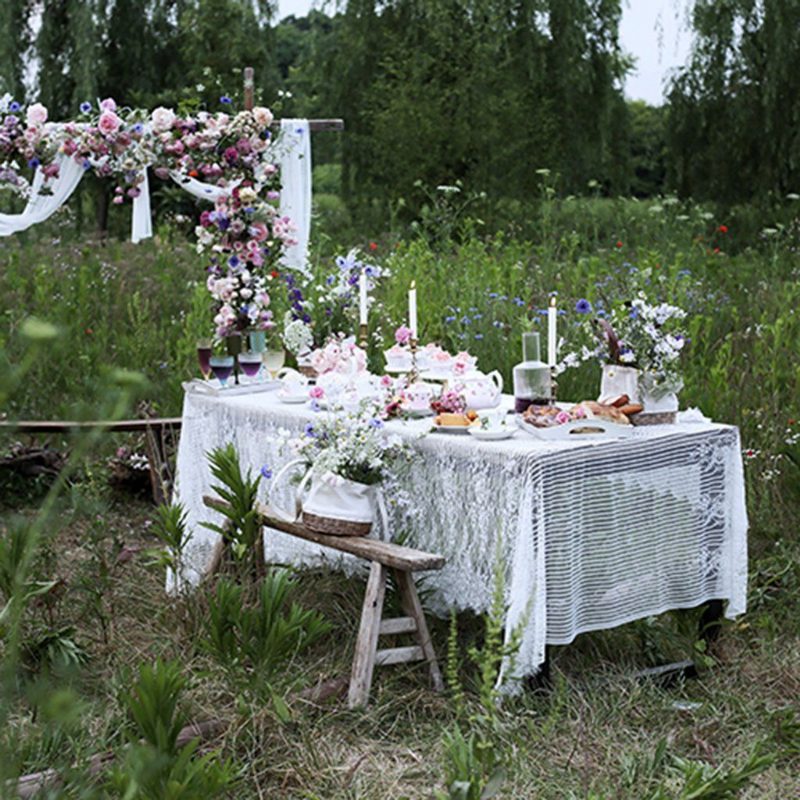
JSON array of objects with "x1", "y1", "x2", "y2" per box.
[{"x1": 174, "y1": 389, "x2": 748, "y2": 686}]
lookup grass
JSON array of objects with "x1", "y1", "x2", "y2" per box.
[{"x1": 1, "y1": 196, "x2": 799, "y2": 796}]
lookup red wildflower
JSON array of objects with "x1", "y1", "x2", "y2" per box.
[
  {"x1": 270, "y1": 270, "x2": 279, "y2": 279},
  {"x1": 369, "y1": 241, "x2": 378, "y2": 251},
  {"x1": 713, "y1": 247, "x2": 720, "y2": 254},
  {"x1": 188, "y1": 169, "x2": 199, "y2": 178},
  {"x1": 788, "y1": 419, "x2": 796, "y2": 426},
  {"x1": 718, "y1": 224, "x2": 728, "y2": 234},
  {"x1": 85, "y1": 327, "x2": 93, "y2": 335},
  {"x1": 615, "y1": 240, "x2": 623, "y2": 248},
  {"x1": 745, "y1": 449, "x2": 756, "y2": 458}
]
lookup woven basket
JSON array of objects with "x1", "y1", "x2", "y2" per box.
[
  {"x1": 631, "y1": 411, "x2": 677, "y2": 426},
  {"x1": 302, "y1": 511, "x2": 372, "y2": 537}
]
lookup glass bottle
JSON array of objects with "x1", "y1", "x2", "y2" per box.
[{"x1": 513, "y1": 332, "x2": 551, "y2": 413}]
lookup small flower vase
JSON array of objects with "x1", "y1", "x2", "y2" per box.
[
  {"x1": 598, "y1": 364, "x2": 640, "y2": 404},
  {"x1": 639, "y1": 372, "x2": 682, "y2": 413}
]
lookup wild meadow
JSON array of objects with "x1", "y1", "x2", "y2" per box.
[{"x1": 0, "y1": 191, "x2": 798, "y2": 798}]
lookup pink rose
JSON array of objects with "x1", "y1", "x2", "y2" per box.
[
  {"x1": 99, "y1": 98, "x2": 117, "y2": 112},
  {"x1": 61, "y1": 139, "x2": 77, "y2": 156},
  {"x1": 249, "y1": 222, "x2": 269, "y2": 242},
  {"x1": 98, "y1": 110, "x2": 121, "y2": 135},
  {"x1": 151, "y1": 106, "x2": 176, "y2": 133},
  {"x1": 25, "y1": 103, "x2": 48, "y2": 126},
  {"x1": 252, "y1": 106, "x2": 274, "y2": 128},
  {"x1": 42, "y1": 162, "x2": 60, "y2": 179},
  {"x1": 555, "y1": 411, "x2": 571, "y2": 425},
  {"x1": 309, "y1": 386, "x2": 325, "y2": 399}
]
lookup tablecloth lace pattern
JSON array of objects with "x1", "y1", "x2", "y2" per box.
[{"x1": 174, "y1": 391, "x2": 747, "y2": 685}]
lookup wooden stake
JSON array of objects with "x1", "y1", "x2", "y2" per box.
[{"x1": 244, "y1": 66, "x2": 255, "y2": 111}]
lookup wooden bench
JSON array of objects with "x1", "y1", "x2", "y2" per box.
[{"x1": 203, "y1": 496, "x2": 445, "y2": 708}]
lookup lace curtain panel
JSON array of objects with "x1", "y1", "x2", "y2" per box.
[{"x1": 174, "y1": 390, "x2": 748, "y2": 684}]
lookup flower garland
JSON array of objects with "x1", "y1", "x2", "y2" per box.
[{"x1": 0, "y1": 95, "x2": 297, "y2": 338}]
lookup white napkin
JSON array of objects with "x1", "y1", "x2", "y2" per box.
[{"x1": 676, "y1": 407, "x2": 711, "y2": 424}]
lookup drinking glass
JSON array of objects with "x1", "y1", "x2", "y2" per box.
[
  {"x1": 249, "y1": 330, "x2": 267, "y2": 353},
  {"x1": 239, "y1": 351, "x2": 263, "y2": 382},
  {"x1": 197, "y1": 339, "x2": 212, "y2": 380},
  {"x1": 263, "y1": 348, "x2": 286, "y2": 380},
  {"x1": 209, "y1": 355, "x2": 235, "y2": 388}
]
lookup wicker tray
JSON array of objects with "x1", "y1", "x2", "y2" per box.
[
  {"x1": 631, "y1": 411, "x2": 677, "y2": 426},
  {"x1": 302, "y1": 512, "x2": 372, "y2": 537}
]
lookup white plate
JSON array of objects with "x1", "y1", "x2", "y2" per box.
[
  {"x1": 516, "y1": 415, "x2": 634, "y2": 440},
  {"x1": 432, "y1": 423, "x2": 473, "y2": 434},
  {"x1": 278, "y1": 393, "x2": 309, "y2": 404},
  {"x1": 403, "y1": 407, "x2": 434, "y2": 418},
  {"x1": 468, "y1": 427, "x2": 516, "y2": 441}
]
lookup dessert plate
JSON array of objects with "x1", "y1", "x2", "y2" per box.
[
  {"x1": 468, "y1": 427, "x2": 516, "y2": 441},
  {"x1": 432, "y1": 423, "x2": 472, "y2": 434},
  {"x1": 515, "y1": 415, "x2": 634, "y2": 440}
]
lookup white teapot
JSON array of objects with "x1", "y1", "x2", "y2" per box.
[
  {"x1": 455, "y1": 370, "x2": 504, "y2": 410},
  {"x1": 402, "y1": 381, "x2": 438, "y2": 412},
  {"x1": 278, "y1": 368, "x2": 309, "y2": 401}
]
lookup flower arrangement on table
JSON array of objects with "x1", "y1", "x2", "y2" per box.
[
  {"x1": 309, "y1": 335, "x2": 368, "y2": 376},
  {"x1": 559, "y1": 291, "x2": 688, "y2": 407}
]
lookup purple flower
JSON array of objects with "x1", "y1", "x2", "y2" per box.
[
  {"x1": 445, "y1": 315, "x2": 457, "y2": 323},
  {"x1": 474, "y1": 333, "x2": 484, "y2": 340},
  {"x1": 309, "y1": 399, "x2": 321, "y2": 413},
  {"x1": 228, "y1": 255, "x2": 240, "y2": 269},
  {"x1": 513, "y1": 297, "x2": 525, "y2": 306},
  {"x1": 575, "y1": 299, "x2": 592, "y2": 314},
  {"x1": 368, "y1": 418, "x2": 384, "y2": 429},
  {"x1": 260, "y1": 466, "x2": 273, "y2": 479},
  {"x1": 27, "y1": 157, "x2": 40, "y2": 168},
  {"x1": 304, "y1": 423, "x2": 316, "y2": 436},
  {"x1": 79, "y1": 101, "x2": 92, "y2": 114},
  {"x1": 220, "y1": 95, "x2": 232, "y2": 104}
]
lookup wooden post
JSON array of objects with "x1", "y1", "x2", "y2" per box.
[{"x1": 244, "y1": 66, "x2": 255, "y2": 111}]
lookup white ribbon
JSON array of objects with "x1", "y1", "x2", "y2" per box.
[
  {"x1": 0, "y1": 154, "x2": 84, "y2": 237},
  {"x1": 278, "y1": 119, "x2": 312, "y2": 276},
  {"x1": 131, "y1": 168, "x2": 152, "y2": 243}
]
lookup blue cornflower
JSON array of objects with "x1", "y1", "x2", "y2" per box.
[
  {"x1": 575, "y1": 299, "x2": 592, "y2": 314},
  {"x1": 445, "y1": 315, "x2": 457, "y2": 323},
  {"x1": 629, "y1": 267, "x2": 639, "y2": 275},
  {"x1": 228, "y1": 255, "x2": 240, "y2": 269},
  {"x1": 493, "y1": 320, "x2": 504, "y2": 328},
  {"x1": 629, "y1": 308, "x2": 639, "y2": 319},
  {"x1": 309, "y1": 399, "x2": 321, "y2": 413},
  {"x1": 499, "y1": 295, "x2": 508, "y2": 301},
  {"x1": 473, "y1": 313, "x2": 483, "y2": 320},
  {"x1": 326, "y1": 275, "x2": 335, "y2": 285},
  {"x1": 537, "y1": 309, "x2": 548, "y2": 316},
  {"x1": 220, "y1": 95, "x2": 232, "y2": 104},
  {"x1": 488, "y1": 292, "x2": 499, "y2": 298},
  {"x1": 513, "y1": 297, "x2": 525, "y2": 306},
  {"x1": 240, "y1": 304, "x2": 250, "y2": 315},
  {"x1": 596, "y1": 309, "x2": 606, "y2": 318},
  {"x1": 79, "y1": 101, "x2": 92, "y2": 113},
  {"x1": 460, "y1": 315, "x2": 471, "y2": 325},
  {"x1": 304, "y1": 423, "x2": 316, "y2": 436},
  {"x1": 260, "y1": 466, "x2": 273, "y2": 480},
  {"x1": 368, "y1": 418, "x2": 384, "y2": 429},
  {"x1": 474, "y1": 333, "x2": 484, "y2": 340},
  {"x1": 27, "y1": 157, "x2": 40, "y2": 168},
  {"x1": 469, "y1": 306, "x2": 478, "y2": 312},
  {"x1": 325, "y1": 308, "x2": 333, "y2": 317},
  {"x1": 678, "y1": 269, "x2": 691, "y2": 278},
  {"x1": 132, "y1": 122, "x2": 144, "y2": 134},
  {"x1": 9, "y1": 101, "x2": 20, "y2": 112}
]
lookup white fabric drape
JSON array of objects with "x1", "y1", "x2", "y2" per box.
[
  {"x1": 0, "y1": 154, "x2": 84, "y2": 237},
  {"x1": 279, "y1": 119, "x2": 312, "y2": 275},
  {"x1": 131, "y1": 168, "x2": 152, "y2": 244},
  {"x1": 168, "y1": 171, "x2": 234, "y2": 202}
]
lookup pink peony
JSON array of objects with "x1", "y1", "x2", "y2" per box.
[
  {"x1": 98, "y1": 110, "x2": 122, "y2": 135},
  {"x1": 395, "y1": 325, "x2": 412, "y2": 345},
  {"x1": 249, "y1": 221, "x2": 269, "y2": 242},
  {"x1": 25, "y1": 103, "x2": 48, "y2": 126}
]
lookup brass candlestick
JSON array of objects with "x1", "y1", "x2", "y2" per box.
[
  {"x1": 358, "y1": 322, "x2": 368, "y2": 351},
  {"x1": 549, "y1": 366, "x2": 558, "y2": 407},
  {"x1": 408, "y1": 338, "x2": 420, "y2": 384}
]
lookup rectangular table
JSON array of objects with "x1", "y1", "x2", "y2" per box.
[{"x1": 174, "y1": 389, "x2": 747, "y2": 687}]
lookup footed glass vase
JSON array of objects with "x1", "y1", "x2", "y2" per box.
[{"x1": 513, "y1": 332, "x2": 551, "y2": 413}]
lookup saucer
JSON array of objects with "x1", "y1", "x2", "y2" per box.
[{"x1": 467, "y1": 427, "x2": 516, "y2": 441}]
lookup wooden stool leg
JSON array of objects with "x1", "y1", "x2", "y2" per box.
[
  {"x1": 348, "y1": 562, "x2": 387, "y2": 708},
  {"x1": 392, "y1": 569, "x2": 444, "y2": 693}
]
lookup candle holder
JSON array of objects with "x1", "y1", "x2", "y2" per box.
[
  {"x1": 548, "y1": 366, "x2": 558, "y2": 407},
  {"x1": 408, "y1": 338, "x2": 420, "y2": 384},
  {"x1": 358, "y1": 322, "x2": 369, "y2": 352}
]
